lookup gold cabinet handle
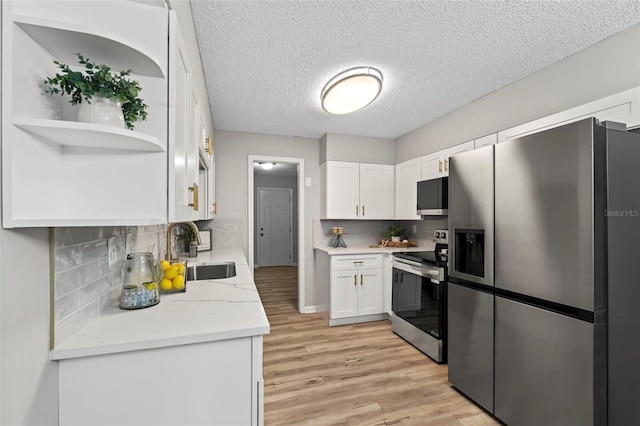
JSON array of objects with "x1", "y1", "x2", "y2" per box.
[
  {"x1": 354, "y1": 274, "x2": 357, "y2": 286},
  {"x1": 362, "y1": 205, "x2": 365, "y2": 216},
  {"x1": 211, "y1": 202, "x2": 217, "y2": 214},
  {"x1": 444, "y1": 158, "x2": 448, "y2": 172},
  {"x1": 360, "y1": 274, "x2": 363, "y2": 285},
  {"x1": 189, "y1": 183, "x2": 199, "y2": 211},
  {"x1": 356, "y1": 205, "x2": 359, "y2": 216},
  {"x1": 206, "y1": 136, "x2": 213, "y2": 155},
  {"x1": 438, "y1": 160, "x2": 443, "y2": 173}
]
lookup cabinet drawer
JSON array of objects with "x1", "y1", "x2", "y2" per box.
[{"x1": 331, "y1": 254, "x2": 382, "y2": 270}]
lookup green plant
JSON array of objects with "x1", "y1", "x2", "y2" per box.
[
  {"x1": 44, "y1": 53, "x2": 148, "y2": 130},
  {"x1": 178, "y1": 225, "x2": 197, "y2": 242},
  {"x1": 384, "y1": 226, "x2": 406, "y2": 238}
]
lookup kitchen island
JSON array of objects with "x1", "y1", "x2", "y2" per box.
[{"x1": 52, "y1": 248, "x2": 269, "y2": 426}]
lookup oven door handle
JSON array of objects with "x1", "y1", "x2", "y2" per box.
[{"x1": 392, "y1": 260, "x2": 442, "y2": 280}]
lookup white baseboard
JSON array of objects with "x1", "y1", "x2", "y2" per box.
[
  {"x1": 300, "y1": 304, "x2": 328, "y2": 314},
  {"x1": 329, "y1": 313, "x2": 388, "y2": 327}
]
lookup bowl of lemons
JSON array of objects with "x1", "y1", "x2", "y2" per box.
[{"x1": 159, "y1": 259, "x2": 187, "y2": 293}]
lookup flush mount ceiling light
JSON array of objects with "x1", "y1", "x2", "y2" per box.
[
  {"x1": 260, "y1": 162, "x2": 275, "y2": 170},
  {"x1": 321, "y1": 66, "x2": 383, "y2": 115}
]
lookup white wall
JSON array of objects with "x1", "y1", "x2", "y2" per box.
[
  {"x1": 395, "y1": 23, "x2": 640, "y2": 162},
  {"x1": 0, "y1": 228, "x2": 58, "y2": 425},
  {"x1": 320, "y1": 133, "x2": 395, "y2": 164},
  {"x1": 213, "y1": 131, "x2": 322, "y2": 308}
]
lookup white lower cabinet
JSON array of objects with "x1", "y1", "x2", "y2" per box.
[
  {"x1": 329, "y1": 254, "x2": 384, "y2": 326},
  {"x1": 59, "y1": 336, "x2": 264, "y2": 426}
]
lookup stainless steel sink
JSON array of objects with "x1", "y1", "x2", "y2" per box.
[{"x1": 186, "y1": 262, "x2": 236, "y2": 281}]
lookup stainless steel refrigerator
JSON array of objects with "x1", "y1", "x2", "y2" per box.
[{"x1": 447, "y1": 118, "x2": 640, "y2": 426}]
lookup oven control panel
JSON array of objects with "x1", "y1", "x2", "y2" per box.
[{"x1": 434, "y1": 229, "x2": 448, "y2": 243}]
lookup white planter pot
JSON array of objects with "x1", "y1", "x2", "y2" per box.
[
  {"x1": 77, "y1": 95, "x2": 125, "y2": 129},
  {"x1": 391, "y1": 236, "x2": 401, "y2": 242}
]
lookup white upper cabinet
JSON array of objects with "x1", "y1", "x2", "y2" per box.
[
  {"x1": 421, "y1": 140, "x2": 474, "y2": 180},
  {"x1": 322, "y1": 161, "x2": 360, "y2": 219},
  {"x1": 394, "y1": 158, "x2": 421, "y2": 220},
  {"x1": 359, "y1": 163, "x2": 395, "y2": 219},
  {"x1": 474, "y1": 133, "x2": 498, "y2": 149},
  {"x1": 198, "y1": 116, "x2": 216, "y2": 221},
  {"x1": 168, "y1": 10, "x2": 216, "y2": 223},
  {"x1": 187, "y1": 89, "x2": 200, "y2": 220},
  {"x1": 168, "y1": 11, "x2": 208, "y2": 222},
  {"x1": 420, "y1": 153, "x2": 444, "y2": 181},
  {"x1": 1, "y1": 1, "x2": 168, "y2": 227},
  {"x1": 168, "y1": 12, "x2": 194, "y2": 222},
  {"x1": 498, "y1": 87, "x2": 640, "y2": 143},
  {"x1": 321, "y1": 161, "x2": 394, "y2": 219}
]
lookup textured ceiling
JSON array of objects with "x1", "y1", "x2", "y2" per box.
[{"x1": 191, "y1": 0, "x2": 640, "y2": 140}]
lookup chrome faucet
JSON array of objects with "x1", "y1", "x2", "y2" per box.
[{"x1": 165, "y1": 221, "x2": 202, "y2": 261}]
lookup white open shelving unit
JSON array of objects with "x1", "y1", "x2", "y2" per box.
[
  {"x1": 13, "y1": 118, "x2": 165, "y2": 152},
  {"x1": 2, "y1": 1, "x2": 169, "y2": 227}
]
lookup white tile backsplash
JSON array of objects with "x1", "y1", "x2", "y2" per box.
[
  {"x1": 53, "y1": 224, "x2": 167, "y2": 347},
  {"x1": 203, "y1": 218, "x2": 243, "y2": 250},
  {"x1": 314, "y1": 219, "x2": 396, "y2": 247},
  {"x1": 78, "y1": 274, "x2": 115, "y2": 307},
  {"x1": 314, "y1": 218, "x2": 449, "y2": 250},
  {"x1": 403, "y1": 218, "x2": 449, "y2": 249},
  {"x1": 54, "y1": 290, "x2": 80, "y2": 323},
  {"x1": 56, "y1": 300, "x2": 100, "y2": 346}
]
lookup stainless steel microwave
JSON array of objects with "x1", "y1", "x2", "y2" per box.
[{"x1": 417, "y1": 177, "x2": 448, "y2": 216}]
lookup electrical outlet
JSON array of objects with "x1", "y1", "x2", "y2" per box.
[
  {"x1": 108, "y1": 237, "x2": 118, "y2": 266},
  {"x1": 412, "y1": 225, "x2": 417, "y2": 234},
  {"x1": 125, "y1": 233, "x2": 134, "y2": 256}
]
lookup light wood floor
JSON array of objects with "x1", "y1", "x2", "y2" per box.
[{"x1": 255, "y1": 266, "x2": 500, "y2": 426}]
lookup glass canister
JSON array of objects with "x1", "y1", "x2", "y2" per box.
[{"x1": 119, "y1": 252, "x2": 161, "y2": 310}]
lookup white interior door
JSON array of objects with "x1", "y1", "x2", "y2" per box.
[{"x1": 258, "y1": 188, "x2": 292, "y2": 267}]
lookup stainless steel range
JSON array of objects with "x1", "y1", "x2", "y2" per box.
[{"x1": 390, "y1": 230, "x2": 448, "y2": 363}]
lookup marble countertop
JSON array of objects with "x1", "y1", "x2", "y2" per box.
[
  {"x1": 51, "y1": 249, "x2": 270, "y2": 361},
  {"x1": 313, "y1": 244, "x2": 429, "y2": 255}
]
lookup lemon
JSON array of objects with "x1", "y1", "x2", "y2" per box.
[
  {"x1": 160, "y1": 260, "x2": 170, "y2": 271},
  {"x1": 164, "y1": 265, "x2": 179, "y2": 280},
  {"x1": 160, "y1": 278, "x2": 173, "y2": 291},
  {"x1": 144, "y1": 281, "x2": 158, "y2": 291},
  {"x1": 172, "y1": 274, "x2": 185, "y2": 290},
  {"x1": 174, "y1": 262, "x2": 185, "y2": 275}
]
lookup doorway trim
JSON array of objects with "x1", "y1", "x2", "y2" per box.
[{"x1": 248, "y1": 155, "x2": 305, "y2": 313}]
